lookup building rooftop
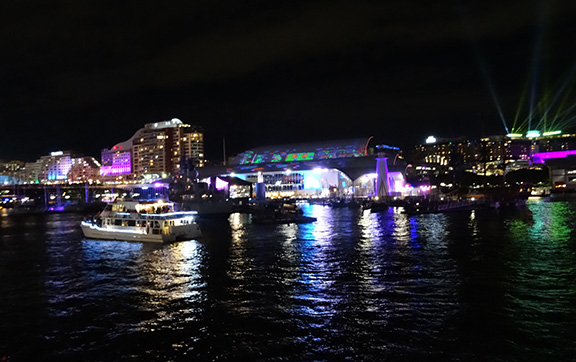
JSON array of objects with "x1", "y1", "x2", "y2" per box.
[{"x1": 232, "y1": 138, "x2": 373, "y2": 166}]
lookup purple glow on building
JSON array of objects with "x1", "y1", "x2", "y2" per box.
[
  {"x1": 100, "y1": 149, "x2": 132, "y2": 176},
  {"x1": 215, "y1": 177, "x2": 228, "y2": 191},
  {"x1": 100, "y1": 163, "x2": 131, "y2": 176},
  {"x1": 532, "y1": 150, "x2": 576, "y2": 164}
]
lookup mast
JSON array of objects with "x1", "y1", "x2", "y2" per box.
[{"x1": 223, "y1": 137, "x2": 226, "y2": 166}]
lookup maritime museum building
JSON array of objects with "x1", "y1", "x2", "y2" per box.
[{"x1": 203, "y1": 138, "x2": 406, "y2": 199}]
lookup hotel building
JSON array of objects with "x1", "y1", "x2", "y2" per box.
[
  {"x1": 3, "y1": 151, "x2": 102, "y2": 184},
  {"x1": 100, "y1": 118, "x2": 204, "y2": 182}
]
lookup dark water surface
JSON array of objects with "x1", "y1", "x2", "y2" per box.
[{"x1": 1, "y1": 200, "x2": 576, "y2": 361}]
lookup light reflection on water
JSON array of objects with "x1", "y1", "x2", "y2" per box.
[
  {"x1": 502, "y1": 201, "x2": 576, "y2": 361},
  {"x1": 0, "y1": 200, "x2": 575, "y2": 360}
]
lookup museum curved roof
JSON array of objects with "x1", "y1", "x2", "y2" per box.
[{"x1": 231, "y1": 138, "x2": 372, "y2": 165}]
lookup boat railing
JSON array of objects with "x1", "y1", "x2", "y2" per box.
[{"x1": 108, "y1": 211, "x2": 198, "y2": 220}]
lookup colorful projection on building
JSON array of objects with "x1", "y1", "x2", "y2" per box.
[
  {"x1": 237, "y1": 151, "x2": 254, "y2": 165},
  {"x1": 252, "y1": 154, "x2": 266, "y2": 164},
  {"x1": 234, "y1": 139, "x2": 371, "y2": 165},
  {"x1": 285, "y1": 152, "x2": 314, "y2": 162}
]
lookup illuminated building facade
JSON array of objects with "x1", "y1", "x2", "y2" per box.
[
  {"x1": 22, "y1": 161, "x2": 42, "y2": 184},
  {"x1": 132, "y1": 127, "x2": 168, "y2": 178},
  {"x1": 7, "y1": 151, "x2": 103, "y2": 184},
  {"x1": 100, "y1": 143, "x2": 131, "y2": 179},
  {"x1": 414, "y1": 132, "x2": 576, "y2": 176},
  {"x1": 100, "y1": 118, "x2": 204, "y2": 182},
  {"x1": 180, "y1": 130, "x2": 204, "y2": 168},
  {"x1": 38, "y1": 151, "x2": 75, "y2": 182},
  {"x1": 68, "y1": 157, "x2": 101, "y2": 183},
  {"x1": 208, "y1": 138, "x2": 405, "y2": 199},
  {"x1": 415, "y1": 136, "x2": 510, "y2": 167},
  {"x1": 415, "y1": 135, "x2": 531, "y2": 175},
  {"x1": 0, "y1": 160, "x2": 25, "y2": 184}
]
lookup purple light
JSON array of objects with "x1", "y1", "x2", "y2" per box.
[
  {"x1": 215, "y1": 177, "x2": 228, "y2": 191},
  {"x1": 100, "y1": 163, "x2": 131, "y2": 176},
  {"x1": 100, "y1": 149, "x2": 132, "y2": 176},
  {"x1": 375, "y1": 156, "x2": 390, "y2": 197},
  {"x1": 532, "y1": 149, "x2": 576, "y2": 164}
]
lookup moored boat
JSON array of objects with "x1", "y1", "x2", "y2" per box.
[
  {"x1": 251, "y1": 201, "x2": 317, "y2": 224},
  {"x1": 80, "y1": 199, "x2": 201, "y2": 243},
  {"x1": 402, "y1": 198, "x2": 487, "y2": 215}
]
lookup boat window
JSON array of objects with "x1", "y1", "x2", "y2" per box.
[
  {"x1": 154, "y1": 221, "x2": 160, "y2": 228},
  {"x1": 114, "y1": 219, "x2": 122, "y2": 226},
  {"x1": 112, "y1": 204, "x2": 127, "y2": 212},
  {"x1": 128, "y1": 220, "x2": 136, "y2": 227}
]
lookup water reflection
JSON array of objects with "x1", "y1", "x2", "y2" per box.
[
  {"x1": 293, "y1": 205, "x2": 338, "y2": 318},
  {"x1": 2, "y1": 200, "x2": 576, "y2": 360},
  {"x1": 502, "y1": 200, "x2": 576, "y2": 360}
]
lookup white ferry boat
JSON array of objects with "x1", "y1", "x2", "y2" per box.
[{"x1": 80, "y1": 199, "x2": 202, "y2": 243}]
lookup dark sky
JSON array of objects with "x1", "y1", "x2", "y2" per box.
[{"x1": 2, "y1": 0, "x2": 576, "y2": 162}]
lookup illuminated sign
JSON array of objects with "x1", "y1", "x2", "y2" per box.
[
  {"x1": 425, "y1": 136, "x2": 436, "y2": 144},
  {"x1": 526, "y1": 130, "x2": 541, "y2": 138},
  {"x1": 51, "y1": 151, "x2": 64, "y2": 156},
  {"x1": 506, "y1": 133, "x2": 523, "y2": 138},
  {"x1": 542, "y1": 130, "x2": 561, "y2": 136}
]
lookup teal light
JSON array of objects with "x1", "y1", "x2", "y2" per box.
[{"x1": 526, "y1": 130, "x2": 541, "y2": 138}]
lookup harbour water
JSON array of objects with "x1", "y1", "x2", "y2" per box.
[{"x1": 1, "y1": 199, "x2": 576, "y2": 361}]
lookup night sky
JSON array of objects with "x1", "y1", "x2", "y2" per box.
[{"x1": 2, "y1": 0, "x2": 576, "y2": 162}]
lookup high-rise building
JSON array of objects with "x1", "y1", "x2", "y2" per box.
[
  {"x1": 100, "y1": 141, "x2": 132, "y2": 181},
  {"x1": 14, "y1": 151, "x2": 102, "y2": 184},
  {"x1": 38, "y1": 151, "x2": 75, "y2": 182},
  {"x1": 100, "y1": 118, "x2": 204, "y2": 182},
  {"x1": 68, "y1": 157, "x2": 101, "y2": 183}
]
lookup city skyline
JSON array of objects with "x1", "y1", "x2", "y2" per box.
[{"x1": 2, "y1": 1, "x2": 576, "y2": 162}]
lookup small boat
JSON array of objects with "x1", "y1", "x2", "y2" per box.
[
  {"x1": 251, "y1": 201, "x2": 317, "y2": 224},
  {"x1": 402, "y1": 198, "x2": 486, "y2": 215},
  {"x1": 362, "y1": 200, "x2": 389, "y2": 213},
  {"x1": 80, "y1": 199, "x2": 201, "y2": 243}
]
